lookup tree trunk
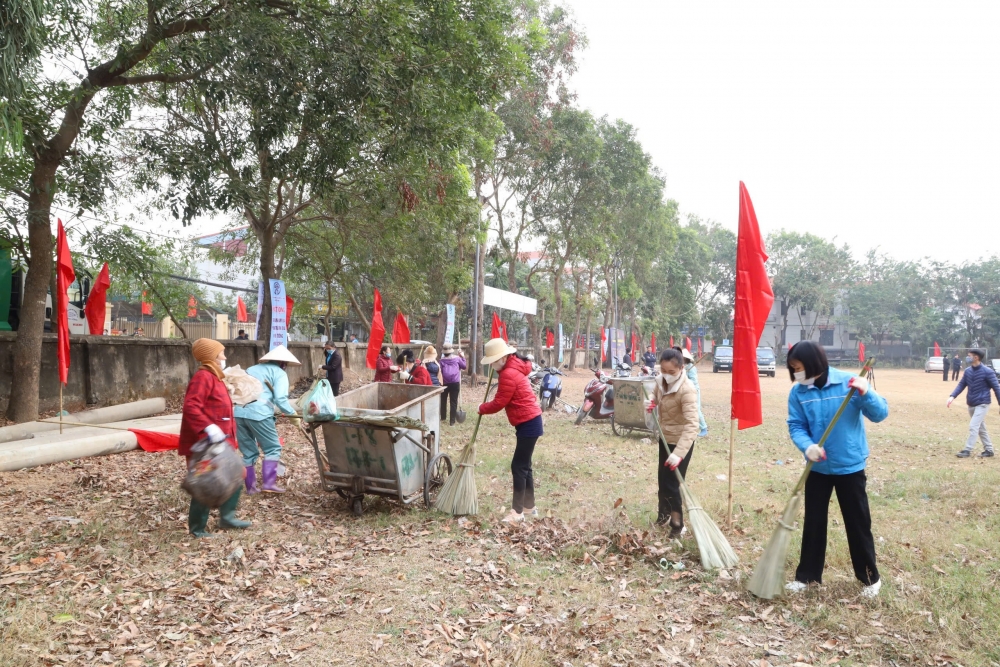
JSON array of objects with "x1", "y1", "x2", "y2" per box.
[
  {"x1": 257, "y1": 229, "x2": 275, "y2": 348},
  {"x1": 584, "y1": 308, "x2": 594, "y2": 370},
  {"x1": 552, "y1": 264, "x2": 563, "y2": 367},
  {"x1": 568, "y1": 291, "x2": 582, "y2": 371}
]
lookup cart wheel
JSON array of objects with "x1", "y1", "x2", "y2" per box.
[
  {"x1": 424, "y1": 453, "x2": 453, "y2": 508},
  {"x1": 335, "y1": 488, "x2": 349, "y2": 500},
  {"x1": 351, "y1": 497, "x2": 363, "y2": 517},
  {"x1": 611, "y1": 415, "x2": 621, "y2": 436}
]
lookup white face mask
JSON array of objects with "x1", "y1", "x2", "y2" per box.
[
  {"x1": 491, "y1": 357, "x2": 506, "y2": 372},
  {"x1": 218, "y1": 359, "x2": 226, "y2": 370},
  {"x1": 662, "y1": 372, "x2": 681, "y2": 383},
  {"x1": 793, "y1": 370, "x2": 815, "y2": 386}
]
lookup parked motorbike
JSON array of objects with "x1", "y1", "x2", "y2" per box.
[
  {"x1": 574, "y1": 368, "x2": 615, "y2": 425},
  {"x1": 638, "y1": 365, "x2": 654, "y2": 377},
  {"x1": 611, "y1": 356, "x2": 632, "y2": 378},
  {"x1": 538, "y1": 367, "x2": 564, "y2": 411}
]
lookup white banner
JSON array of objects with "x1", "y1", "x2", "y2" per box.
[
  {"x1": 268, "y1": 279, "x2": 287, "y2": 350},
  {"x1": 483, "y1": 286, "x2": 537, "y2": 315},
  {"x1": 445, "y1": 304, "x2": 456, "y2": 345}
]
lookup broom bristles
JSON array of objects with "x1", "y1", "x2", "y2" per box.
[
  {"x1": 434, "y1": 440, "x2": 477, "y2": 515},
  {"x1": 678, "y1": 478, "x2": 739, "y2": 570},
  {"x1": 747, "y1": 492, "x2": 803, "y2": 599}
]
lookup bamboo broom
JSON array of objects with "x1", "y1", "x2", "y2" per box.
[
  {"x1": 747, "y1": 357, "x2": 876, "y2": 599},
  {"x1": 643, "y1": 385, "x2": 738, "y2": 570},
  {"x1": 435, "y1": 368, "x2": 495, "y2": 516}
]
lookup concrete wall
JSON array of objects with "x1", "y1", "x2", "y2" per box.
[{"x1": 0, "y1": 335, "x2": 467, "y2": 414}]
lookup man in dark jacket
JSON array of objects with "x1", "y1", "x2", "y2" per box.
[
  {"x1": 642, "y1": 345, "x2": 658, "y2": 369},
  {"x1": 952, "y1": 354, "x2": 961, "y2": 381},
  {"x1": 948, "y1": 349, "x2": 1000, "y2": 458},
  {"x1": 942, "y1": 354, "x2": 951, "y2": 382},
  {"x1": 321, "y1": 342, "x2": 344, "y2": 396}
]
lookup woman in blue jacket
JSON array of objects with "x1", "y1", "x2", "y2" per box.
[{"x1": 784, "y1": 341, "x2": 889, "y2": 598}]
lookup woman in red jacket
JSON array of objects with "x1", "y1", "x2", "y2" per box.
[
  {"x1": 374, "y1": 345, "x2": 398, "y2": 383},
  {"x1": 397, "y1": 348, "x2": 432, "y2": 385},
  {"x1": 478, "y1": 338, "x2": 543, "y2": 523},
  {"x1": 180, "y1": 339, "x2": 250, "y2": 537}
]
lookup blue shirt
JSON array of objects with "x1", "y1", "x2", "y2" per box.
[
  {"x1": 950, "y1": 363, "x2": 1000, "y2": 407},
  {"x1": 787, "y1": 367, "x2": 889, "y2": 475},
  {"x1": 233, "y1": 362, "x2": 298, "y2": 421}
]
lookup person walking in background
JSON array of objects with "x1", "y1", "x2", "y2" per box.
[
  {"x1": 235, "y1": 329, "x2": 249, "y2": 340},
  {"x1": 439, "y1": 344, "x2": 467, "y2": 425},
  {"x1": 374, "y1": 345, "x2": 398, "y2": 382},
  {"x1": 179, "y1": 339, "x2": 249, "y2": 537},
  {"x1": 321, "y1": 341, "x2": 343, "y2": 396},
  {"x1": 423, "y1": 346, "x2": 442, "y2": 386},
  {"x1": 941, "y1": 354, "x2": 951, "y2": 382},
  {"x1": 235, "y1": 345, "x2": 302, "y2": 494},
  {"x1": 642, "y1": 345, "x2": 658, "y2": 370},
  {"x1": 952, "y1": 354, "x2": 962, "y2": 381},
  {"x1": 948, "y1": 348, "x2": 1000, "y2": 458}
]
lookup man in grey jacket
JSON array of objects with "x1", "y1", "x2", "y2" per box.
[{"x1": 948, "y1": 349, "x2": 1000, "y2": 458}]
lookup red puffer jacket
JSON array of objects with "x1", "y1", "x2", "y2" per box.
[
  {"x1": 374, "y1": 354, "x2": 394, "y2": 383},
  {"x1": 478, "y1": 355, "x2": 542, "y2": 427},
  {"x1": 178, "y1": 368, "x2": 237, "y2": 458}
]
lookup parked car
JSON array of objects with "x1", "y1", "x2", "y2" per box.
[
  {"x1": 989, "y1": 359, "x2": 1000, "y2": 379},
  {"x1": 757, "y1": 347, "x2": 776, "y2": 377},
  {"x1": 713, "y1": 346, "x2": 734, "y2": 373},
  {"x1": 925, "y1": 356, "x2": 945, "y2": 373}
]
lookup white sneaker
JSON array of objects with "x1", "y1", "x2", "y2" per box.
[
  {"x1": 522, "y1": 507, "x2": 539, "y2": 518},
  {"x1": 861, "y1": 579, "x2": 882, "y2": 599},
  {"x1": 501, "y1": 510, "x2": 525, "y2": 524},
  {"x1": 785, "y1": 581, "x2": 807, "y2": 594}
]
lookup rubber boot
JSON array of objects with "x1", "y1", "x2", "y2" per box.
[
  {"x1": 262, "y1": 460, "x2": 285, "y2": 494},
  {"x1": 244, "y1": 465, "x2": 259, "y2": 495},
  {"x1": 188, "y1": 499, "x2": 212, "y2": 538},
  {"x1": 218, "y1": 488, "x2": 251, "y2": 530}
]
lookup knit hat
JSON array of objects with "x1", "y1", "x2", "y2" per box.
[{"x1": 192, "y1": 338, "x2": 225, "y2": 379}]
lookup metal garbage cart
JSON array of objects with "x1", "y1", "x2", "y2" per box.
[
  {"x1": 306, "y1": 383, "x2": 451, "y2": 516},
  {"x1": 609, "y1": 376, "x2": 658, "y2": 437}
]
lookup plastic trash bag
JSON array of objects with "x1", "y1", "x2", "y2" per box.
[
  {"x1": 295, "y1": 378, "x2": 321, "y2": 414},
  {"x1": 181, "y1": 436, "x2": 245, "y2": 508},
  {"x1": 303, "y1": 379, "x2": 338, "y2": 423},
  {"x1": 223, "y1": 365, "x2": 263, "y2": 406}
]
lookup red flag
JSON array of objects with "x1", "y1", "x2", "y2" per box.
[
  {"x1": 236, "y1": 296, "x2": 248, "y2": 323},
  {"x1": 55, "y1": 220, "x2": 75, "y2": 385},
  {"x1": 84, "y1": 263, "x2": 110, "y2": 336},
  {"x1": 600, "y1": 327, "x2": 607, "y2": 362},
  {"x1": 697, "y1": 338, "x2": 703, "y2": 357},
  {"x1": 670, "y1": 336, "x2": 674, "y2": 348},
  {"x1": 500, "y1": 320, "x2": 509, "y2": 342},
  {"x1": 546, "y1": 329, "x2": 554, "y2": 347},
  {"x1": 651, "y1": 333, "x2": 656, "y2": 352},
  {"x1": 490, "y1": 312, "x2": 502, "y2": 340},
  {"x1": 392, "y1": 312, "x2": 411, "y2": 344},
  {"x1": 187, "y1": 295, "x2": 198, "y2": 318},
  {"x1": 933, "y1": 341, "x2": 942, "y2": 356},
  {"x1": 858, "y1": 341, "x2": 866, "y2": 362},
  {"x1": 366, "y1": 289, "x2": 386, "y2": 369},
  {"x1": 630, "y1": 331, "x2": 638, "y2": 357},
  {"x1": 731, "y1": 182, "x2": 775, "y2": 430},
  {"x1": 285, "y1": 295, "x2": 294, "y2": 329},
  {"x1": 684, "y1": 336, "x2": 692, "y2": 351},
  {"x1": 141, "y1": 292, "x2": 153, "y2": 316}
]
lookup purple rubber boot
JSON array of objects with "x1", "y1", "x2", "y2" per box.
[
  {"x1": 244, "y1": 465, "x2": 259, "y2": 495},
  {"x1": 262, "y1": 460, "x2": 285, "y2": 494}
]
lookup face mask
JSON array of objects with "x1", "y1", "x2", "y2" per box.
[
  {"x1": 218, "y1": 359, "x2": 226, "y2": 370},
  {"x1": 662, "y1": 372, "x2": 680, "y2": 383},
  {"x1": 491, "y1": 358, "x2": 506, "y2": 372},
  {"x1": 794, "y1": 370, "x2": 815, "y2": 386}
]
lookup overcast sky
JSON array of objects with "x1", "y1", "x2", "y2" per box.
[{"x1": 563, "y1": 1, "x2": 1000, "y2": 264}]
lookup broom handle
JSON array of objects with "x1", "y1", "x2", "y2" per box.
[
  {"x1": 642, "y1": 384, "x2": 695, "y2": 493},
  {"x1": 467, "y1": 367, "x2": 496, "y2": 448},
  {"x1": 789, "y1": 356, "x2": 877, "y2": 496}
]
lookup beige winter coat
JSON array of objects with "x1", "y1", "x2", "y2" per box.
[{"x1": 652, "y1": 373, "x2": 699, "y2": 459}]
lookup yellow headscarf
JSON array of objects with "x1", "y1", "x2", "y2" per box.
[{"x1": 191, "y1": 338, "x2": 225, "y2": 380}]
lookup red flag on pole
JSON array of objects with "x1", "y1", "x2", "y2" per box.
[
  {"x1": 546, "y1": 329, "x2": 554, "y2": 347},
  {"x1": 630, "y1": 331, "x2": 638, "y2": 357},
  {"x1": 500, "y1": 320, "x2": 509, "y2": 342},
  {"x1": 670, "y1": 336, "x2": 674, "y2": 348},
  {"x1": 236, "y1": 296, "x2": 248, "y2": 323},
  {"x1": 858, "y1": 341, "x2": 866, "y2": 362},
  {"x1": 285, "y1": 295, "x2": 294, "y2": 329},
  {"x1": 684, "y1": 336, "x2": 692, "y2": 351},
  {"x1": 600, "y1": 327, "x2": 607, "y2": 362},
  {"x1": 187, "y1": 295, "x2": 198, "y2": 318},
  {"x1": 56, "y1": 219, "x2": 75, "y2": 385},
  {"x1": 489, "y1": 312, "x2": 501, "y2": 340},
  {"x1": 697, "y1": 338, "x2": 703, "y2": 357},
  {"x1": 366, "y1": 289, "x2": 386, "y2": 369},
  {"x1": 392, "y1": 312, "x2": 411, "y2": 344},
  {"x1": 84, "y1": 263, "x2": 110, "y2": 336},
  {"x1": 651, "y1": 333, "x2": 656, "y2": 352},
  {"x1": 141, "y1": 292, "x2": 153, "y2": 315},
  {"x1": 731, "y1": 182, "x2": 775, "y2": 430},
  {"x1": 933, "y1": 341, "x2": 942, "y2": 356}
]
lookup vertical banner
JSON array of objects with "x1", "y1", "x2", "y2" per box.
[
  {"x1": 558, "y1": 323, "x2": 564, "y2": 363},
  {"x1": 256, "y1": 282, "x2": 264, "y2": 328},
  {"x1": 268, "y1": 279, "x2": 287, "y2": 350},
  {"x1": 445, "y1": 304, "x2": 456, "y2": 345}
]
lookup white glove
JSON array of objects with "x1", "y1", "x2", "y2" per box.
[
  {"x1": 848, "y1": 376, "x2": 869, "y2": 395},
  {"x1": 399, "y1": 370, "x2": 411, "y2": 381},
  {"x1": 665, "y1": 453, "x2": 682, "y2": 470},
  {"x1": 805, "y1": 444, "x2": 826, "y2": 462},
  {"x1": 946, "y1": 397, "x2": 954, "y2": 408},
  {"x1": 204, "y1": 423, "x2": 226, "y2": 444}
]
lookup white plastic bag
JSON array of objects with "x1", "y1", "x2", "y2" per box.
[
  {"x1": 223, "y1": 365, "x2": 263, "y2": 406},
  {"x1": 303, "y1": 379, "x2": 338, "y2": 423}
]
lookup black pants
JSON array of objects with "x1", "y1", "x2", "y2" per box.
[
  {"x1": 943, "y1": 368, "x2": 950, "y2": 382},
  {"x1": 511, "y1": 435, "x2": 538, "y2": 513},
  {"x1": 952, "y1": 368, "x2": 960, "y2": 381},
  {"x1": 440, "y1": 382, "x2": 460, "y2": 423},
  {"x1": 657, "y1": 440, "x2": 694, "y2": 526},
  {"x1": 796, "y1": 470, "x2": 879, "y2": 586},
  {"x1": 330, "y1": 382, "x2": 341, "y2": 397}
]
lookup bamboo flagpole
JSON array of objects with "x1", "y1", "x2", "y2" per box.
[{"x1": 727, "y1": 418, "x2": 736, "y2": 526}]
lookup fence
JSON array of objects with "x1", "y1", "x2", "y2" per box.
[{"x1": 108, "y1": 318, "x2": 259, "y2": 341}]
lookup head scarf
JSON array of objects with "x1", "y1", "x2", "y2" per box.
[{"x1": 192, "y1": 338, "x2": 225, "y2": 380}]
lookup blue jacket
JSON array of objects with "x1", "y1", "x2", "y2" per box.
[
  {"x1": 234, "y1": 362, "x2": 298, "y2": 421},
  {"x1": 950, "y1": 363, "x2": 1000, "y2": 407},
  {"x1": 787, "y1": 367, "x2": 889, "y2": 475}
]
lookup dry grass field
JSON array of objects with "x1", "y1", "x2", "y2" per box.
[{"x1": 2, "y1": 365, "x2": 999, "y2": 666}]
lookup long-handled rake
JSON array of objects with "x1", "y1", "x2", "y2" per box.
[
  {"x1": 643, "y1": 386, "x2": 738, "y2": 570},
  {"x1": 747, "y1": 357, "x2": 876, "y2": 599},
  {"x1": 435, "y1": 368, "x2": 495, "y2": 516}
]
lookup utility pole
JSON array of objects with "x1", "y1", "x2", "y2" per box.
[{"x1": 470, "y1": 240, "x2": 480, "y2": 387}]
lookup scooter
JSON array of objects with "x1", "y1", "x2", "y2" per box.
[
  {"x1": 538, "y1": 367, "x2": 564, "y2": 411},
  {"x1": 575, "y1": 368, "x2": 615, "y2": 425},
  {"x1": 611, "y1": 356, "x2": 632, "y2": 378}
]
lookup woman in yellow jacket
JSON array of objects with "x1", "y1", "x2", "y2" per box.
[{"x1": 645, "y1": 348, "x2": 700, "y2": 537}]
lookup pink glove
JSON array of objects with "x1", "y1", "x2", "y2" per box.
[
  {"x1": 848, "y1": 376, "x2": 869, "y2": 395},
  {"x1": 645, "y1": 399, "x2": 656, "y2": 414}
]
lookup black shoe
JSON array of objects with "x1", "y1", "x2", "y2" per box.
[
  {"x1": 956, "y1": 450, "x2": 971, "y2": 458},
  {"x1": 979, "y1": 450, "x2": 995, "y2": 458}
]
